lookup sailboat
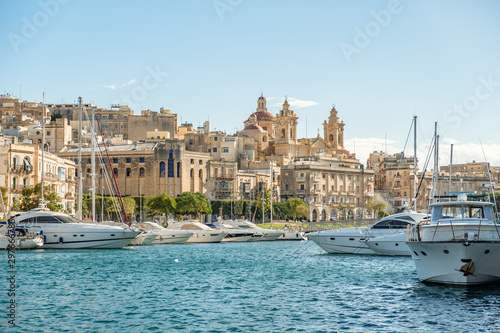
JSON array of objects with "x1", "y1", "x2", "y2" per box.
[{"x1": 9, "y1": 97, "x2": 140, "y2": 249}]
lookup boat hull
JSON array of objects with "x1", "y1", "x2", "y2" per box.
[
  {"x1": 364, "y1": 232, "x2": 410, "y2": 256},
  {"x1": 407, "y1": 241, "x2": 500, "y2": 285},
  {"x1": 151, "y1": 233, "x2": 193, "y2": 244},
  {"x1": 307, "y1": 229, "x2": 375, "y2": 254},
  {"x1": 277, "y1": 231, "x2": 306, "y2": 241},
  {"x1": 186, "y1": 231, "x2": 226, "y2": 243}
]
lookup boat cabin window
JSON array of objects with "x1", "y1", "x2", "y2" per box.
[
  {"x1": 372, "y1": 219, "x2": 411, "y2": 229},
  {"x1": 432, "y1": 205, "x2": 490, "y2": 220}
]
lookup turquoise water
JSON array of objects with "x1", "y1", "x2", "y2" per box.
[{"x1": 3, "y1": 241, "x2": 500, "y2": 332}]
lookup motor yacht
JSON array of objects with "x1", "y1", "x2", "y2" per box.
[
  {"x1": 277, "y1": 230, "x2": 307, "y2": 241},
  {"x1": 167, "y1": 221, "x2": 226, "y2": 243},
  {"x1": 206, "y1": 222, "x2": 253, "y2": 242},
  {"x1": 0, "y1": 223, "x2": 44, "y2": 250},
  {"x1": 307, "y1": 212, "x2": 428, "y2": 254},
  {"x1": 407, "y1": 193, "x2": 500, "y2": 285},
  {"x1": 9, "y1": 208, "x2": 140, "y2": 249},
  {"x1": 135, "y1": 222, "x2": 193, "y2": 244},
  {"x1": 223, "y1": 220, "x2": 284, "y2": 241},
  {"x1": 128, "y1": 231, "x2": 158, "y2": 246}
]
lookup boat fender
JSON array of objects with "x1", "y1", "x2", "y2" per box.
[
  {"x1": 43, "y1": 235, "x2": 46, "y2": 243},
  {"x1": 40, "y1": 230, "x2": 44, "y2": 235},
  {"x1": 59, "y1": 237, "x2": 63, "y2": 244},
  {"x1": 159, "y1": 235, "x2": 163, "y2": 241}
]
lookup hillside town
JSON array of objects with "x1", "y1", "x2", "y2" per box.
[{"x1": 1, "y1": 93, "x2": 497, "y2": 221}]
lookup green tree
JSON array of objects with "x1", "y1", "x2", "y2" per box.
[
  {"x1": 287, "y1": 198, "x2": 309, "y2": 220},
  {"x1": 14, "y1": 183, "x2": 63, "y2": 212},
  {"x1": 0, "y1": 187, "x2": 8, "y2": 218},
  {"x1": 146, "y1": 193, "x2": 177, "y2": 217},
  {"x1": 366, "y1": 199, "x2": 387, "y2": 218},
  {"x1": 175, "y1": 192, "x2": 212, "y2": 220}
]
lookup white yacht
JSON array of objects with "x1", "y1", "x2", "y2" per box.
[
  {"x1": 10, "y1": 208, "x2": 140, "y2": 249},
  {"x1": 407, "y1": 194, "x2": 500, "y2": 285},
  {"x1": 206, "y1": 222, "x2": 254, "y2": 242},
  {"x1": 223, "y1": 220, "x2": 284, "y2": 241},
  {"x1": 0, "y1": 224, "x2": 44, "y2": 250},
  {"x1": 167, "y1": 221, "x2": 226, "y2": 243},
  {"x1": 128, "y1": 231, "x2": 158, "y2": 246},
  {"x1": 135, "y1": 222, "x2": 193, "y2": 244},
  {"x1": 363, "y1": 231, "x2": 414, "y2": 256},
  {"x1": 307, "y1": 212, "x2": 428, "y2": 254},
  {"x1": 277, "y1": 229, "x2": 307, "y2": 241}
]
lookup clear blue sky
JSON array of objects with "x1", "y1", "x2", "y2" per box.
[{"x1": 1, "y1": 0, "x2": 500, "y2": 166}]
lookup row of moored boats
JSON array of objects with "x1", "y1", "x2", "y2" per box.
[
  {"x1": 307, "y1": 193, "x2": 500, "y2": 286},
  {"x1": 0, "y1": 208, "x2": 306, "y2": 250}
]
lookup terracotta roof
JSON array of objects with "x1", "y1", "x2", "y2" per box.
[
  {"x1": 242, "y1": 124, "x2": 265, "y2": 132},
  {"x1": 251, "y1": 111, "x2": 274, "y2": 120}
]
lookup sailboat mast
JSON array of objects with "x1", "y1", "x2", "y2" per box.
[
  {"x1": 40, "y1": 92, "x2": 45, "y2": 208},
  {"x1": 270, "y1": 154, "x2": 273, "y2": 226},
  {"x1": 449, "y1": 144, "x2": 453, "y2": 193},
  {"x1": 413, "y1": 115, "x2": 417, "y2": 210},
  {"x1": 432, "y1": 122, "x2": 439, "y2": 204},
  {"x1": 91, "y1": 107, "x2": 96, "y2": 222},
  {"x1": 77, "y1": 97, "x2": 83, "y2": 219}
]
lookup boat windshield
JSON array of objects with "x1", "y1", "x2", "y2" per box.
[{"x1": 432, "y1": 205, "x2": 493, "y2": 220}]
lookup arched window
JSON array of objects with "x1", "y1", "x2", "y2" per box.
[
  {"x1": 199, "y1": 169, "x2": 203, "y2": 178},
  {"x1": 159, "y1": 162, "x2": 165, "y2": 178},
  {"x1": 214, "y1": 168, "x2": 218, "y2": 176},
  {"x1": 168, "y1": 150, "x2": 174, "y2": 178},
  {"x1": 281, "y1": 129, "x2": 285, "y2": 138},
  {"x1": 126, "y1": 168, "x2": 131, "y2": 177},
  {"x1": 221, "y1": 167, "x2": 225, "y2": 176},
  {"x1": 113, "y1": 168, "x2": 118, "y2": 177},
  {"x1": 139, "y1": 168, "x2": 145, "y2": 177},
  {"x1": 190, "y1": 169, "x2": 194, "y2": 178},
  {"x1": 177, "y1": 162, "x2": 181, "y2": 177},
  {"x1": 329, "y1": 134, "x2": 334, "y2": 142},
  {"x1": 262, "y1": 135, "x2": 267, "y2": 142}
]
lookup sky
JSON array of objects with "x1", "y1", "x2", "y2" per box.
[{"x1": 1, "y1": 0, "x2": 500, "y2": 168}]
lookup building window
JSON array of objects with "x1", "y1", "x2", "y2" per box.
[
  {"x1": 199, "y1": 160, "x2": 202, "y2": 165},
  {"x1": 139, "y1": 157, "x2": 145, "y2": 163},
  {"x1": 160, "y1": 162, "x2": 166, "y2": 178},
  {"x1": 126, "y1": 158, "x2": 131, "y2": 163},
  {"x1": 190, "y1": 159, "x2": 194, "y2": 164},
  {"x1": 190, "y1": 169, "x2": 194, "y2": 178},
  {"x1": 213, "y1": 148, "x2": 217, "y2": 152},
  {"x1": 214, "y1": 168, "x2": 218, "y2": 176},
  {"x1": 113, "y1": 168, "x2": 118, "y2": 177},
  {"x1": 113, "y1": 158, "x2": 118, "y2": 163},
  {"x1": 47, "y1": 131, "x2": 51, "y2": 136},
  {"x1": 168, "y1": 150, "x2": 174, "y2": 178},
  {"x1": 177, "y1": 162, "x2": 181, "y2": 177},
  {"x1": 126, "y1": 168, "x2": 131, "y2": 177},
  {"x1": 223, "y1": 147, "x2": 229, "y2": 153},
  {"x1": 214, "y1": 137, "x2": 218, "y2": 141},
  {"x1": 87, "y1": 159, "x2": 91, "y2": 164},
  {"x1": 139, "y1": 168, "x2": 145, "y2": 177},
  {"x1": 199, "y1": 170, "x2": 203, "y2": 178}
]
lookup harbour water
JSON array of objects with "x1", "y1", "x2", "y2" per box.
[{"x1": 3, "y1": 241, "x2": 500, "y2": 332}]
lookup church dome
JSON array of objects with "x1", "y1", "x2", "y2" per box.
[
  {"x1": 242, "y1": 123, "x2": 266, "y2": 132},
  {"x1": 250, "y1": 111, "x2": 274, "y2": 121}
]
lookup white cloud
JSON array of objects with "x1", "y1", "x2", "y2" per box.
[
  {"x1": 104, "y1": 79, "x2": 136, "y2": 90},
  {"x1": 268, "y1": 96, "x2": 318, "y2": 109}
]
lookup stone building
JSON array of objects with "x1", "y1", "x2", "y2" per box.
[
  {"x1": 58, "y1": 140, "x2": 211, "y2": 198},
  {"x1": 0, "y1": 143, "x2": 76, "y2": 214},
  {"x1": 50, "y1": 103, "x2": 178, "y2": 143},
  {"x1": 0, "y1": 94, "x2": 50, "y2": 126},
  {"x1": 280, "y1": 156, "x2": 374, "y2": 221}
]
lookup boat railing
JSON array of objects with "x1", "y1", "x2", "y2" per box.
[{"x1": 301, "y1": 218, "x2": 376, "y2": 232}]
